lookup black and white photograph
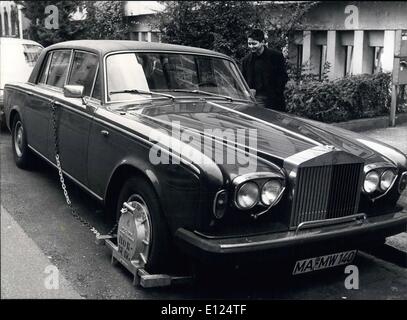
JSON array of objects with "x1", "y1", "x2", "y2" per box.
[{"x1": 0, "y1": 0, "x2": 406, "y2": 307}]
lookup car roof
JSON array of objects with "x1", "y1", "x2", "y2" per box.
[
  {"x1": 45, "y1": 40, "x2": 231, "y2": 59},
  {"x1": 0, "y1": 37, "x2": 43, "y2": 47}
]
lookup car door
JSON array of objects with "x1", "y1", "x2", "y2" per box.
[
  {"x1": 24, "y1": 50, "x2": 71, "y2": 158},
  {"x1": 47, "y1": 50, "x2": 100, "y2": 187}
]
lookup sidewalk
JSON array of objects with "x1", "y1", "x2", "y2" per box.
[{"x1": 1, "y1": 205, "x2": 81, "y2": 299}]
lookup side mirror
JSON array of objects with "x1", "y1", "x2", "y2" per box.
[
  {"x1": 63, "y1": 85, "x2": 84, "y2": 99},
  {"x1": 249, "y1": 89, "x2": 256, "y2": 97}
]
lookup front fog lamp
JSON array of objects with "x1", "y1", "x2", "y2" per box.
[
  {"x1": 236, "y1": 182, "x2": 259, "y2": 209},
  {"x1": 380, "y1": 170, "x2": 396, "y2": 191},
  {"x1": 364, "y1": 171, "x2": 379, "y2": 193},
  {"x1": 261, "y1": 179, "x2": 283, "y2": 206}
]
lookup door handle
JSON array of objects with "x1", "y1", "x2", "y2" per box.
[{"x1": 100, "y1": 130, "x2": 109, "y2": 137}]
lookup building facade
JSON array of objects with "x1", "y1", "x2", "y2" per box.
[
  {"x1": 124, "y1": 1, "x2": 164, "y2": 43},
  {"x1": 0, "y1": 1, "x2": 19, "y2": 37},
  {"x1": 286, "y1": 1, "x2": 407, "y2": 80}
]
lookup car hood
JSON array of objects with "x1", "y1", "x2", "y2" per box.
[{"x1": 110, "y1": 99, "x2": 407, "y2": 173}]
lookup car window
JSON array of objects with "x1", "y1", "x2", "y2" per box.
[
  {"x1": 46, "y1": 50, "x2": 71, "y2": 88},
  {"x1": 67, "y1": 51, "x2": 98, "y2": 97},
  {"x1": 23, "y1": 44, "x2": 43, "y2": 67},
  {"x1": 106, "y1": 52, "x2": 252, "y2": 102},
  {"x1": 106, "y1": 53, "x2": 149, "y2": 102}
]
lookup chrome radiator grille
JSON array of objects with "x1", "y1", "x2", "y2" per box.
[{"x1": 290, "y1": 163, "x2": 363, "y2": 227}]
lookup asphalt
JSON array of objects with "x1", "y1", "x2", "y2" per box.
[
  {"x1": 1, "y1": 122, "x2": 406, "y2": 299},
  {"x1": 1, "y1": 205, "x2": 81, "y2": 299}
]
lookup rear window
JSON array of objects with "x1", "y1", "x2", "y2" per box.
[{"x1": 23, "y1": 44, "x2": 43, "y2": 67}]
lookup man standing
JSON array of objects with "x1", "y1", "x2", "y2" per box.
[{"x1": 241, "y1": 29, "x2": 288, "y2": 111}]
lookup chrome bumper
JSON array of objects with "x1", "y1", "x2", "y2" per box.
[{"x1": 175, "y1": 209, "x2": 407, "y2": 255}]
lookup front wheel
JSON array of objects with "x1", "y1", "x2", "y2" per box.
[
  {"x1": 11, "y1": 115, "x2": 34, "y2": 169},
  {"x1": 115, "y1": 177, "x2": 172, "y2": 274}
]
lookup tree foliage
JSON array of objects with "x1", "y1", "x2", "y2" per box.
[
  {"x1": 83, "y1": 1, "x2": 130, "y2": 40},
  {"x1": 154, "y1": 1, "x2": 261, "y2": 61},
  {"x1": 19, "y1": 1, "x2": 130, "y2": 47},
  {"x1": 18, "y1": 1, "x2": 84, "y2": 47}
]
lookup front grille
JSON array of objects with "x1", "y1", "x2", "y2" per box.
[{"x1": 290, "y1": 163, "x2": 363, "y2": 227}]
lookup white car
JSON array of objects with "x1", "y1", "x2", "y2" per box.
[{"x1": 0, "y1": 37, "x2": 43, "y2": 129}]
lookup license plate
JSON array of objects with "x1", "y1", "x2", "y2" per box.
[{"x1": 292, "y1": 250, "x2": 357, "y2": 275}]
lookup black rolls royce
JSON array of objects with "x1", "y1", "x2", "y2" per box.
[{"x1": 3, "y1": 40, "x2": 407, "y2": 275}]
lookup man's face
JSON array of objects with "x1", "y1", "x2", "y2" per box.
[{"x1": 248, "y1": 37, "x2": 263, "y2": 54}]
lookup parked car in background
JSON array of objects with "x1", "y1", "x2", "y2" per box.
[
  {"x1": 3, "y1": 40, "x2": 407, "y2": 277},
  {"x1": 0, "y1": 37, "x2": 43, "y2": 129}
]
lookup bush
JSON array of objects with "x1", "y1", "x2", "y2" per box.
[{"x1": 285, "y1": 73, "x2": 392, "y2": 123}]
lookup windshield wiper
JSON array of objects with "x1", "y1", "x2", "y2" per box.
[
  {"x1": 110, "y1": 89, "x2": 175, "y2": 101},
  {"x1": 169, "y1": 89, "x2": 234, "y2": 102}
]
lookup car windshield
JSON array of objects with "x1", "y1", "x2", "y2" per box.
[{"x1": 106, "y1": 52, "x2": 253, "y2": 103}]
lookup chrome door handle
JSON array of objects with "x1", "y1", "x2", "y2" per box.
[{"x1": 100, "y1": 130, "x2": 109, "y2": 137}]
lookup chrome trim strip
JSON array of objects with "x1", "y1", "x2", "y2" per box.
[
  {"x1": 207, "y1": 101, "x2": 323, "y2": 147},
  {"x1": 232, "y1": 171, "x2": 285, "y2": 186},
  {"x1": 27, "y1": 145, "x2": 104, "y2": 201},
  {"x1": 363, "y1": 162, "x2": 397, "y2": 173},
  {"x1": 295, "y1": 213, "x2": 367, "y2": 234}
]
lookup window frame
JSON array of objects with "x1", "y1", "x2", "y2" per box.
[
  {"x1": 67, "y1": 49, "x2": 100, "y2": 100},
  {"x1": 103, "y1": 50, "x2": 252, "y2": 105},
  {"x1": 37, "y1": 49, "x2": 73, "y2": 92}
]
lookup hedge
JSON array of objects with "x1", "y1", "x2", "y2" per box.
[{"x1": 285, "y1": 72, "x2": 392, "y2": 123}]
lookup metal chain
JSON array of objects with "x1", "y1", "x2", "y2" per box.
[{"x1": 50, "y1": 101, "x2": 118, "y2": 237}]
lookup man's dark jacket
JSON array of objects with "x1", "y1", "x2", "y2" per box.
[{"x1": 241, "y1": 47, "x2": 288, "y2": 111}]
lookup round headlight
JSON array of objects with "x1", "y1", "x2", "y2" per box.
[
  {"x1": 380, "y1": 170, "x2": 396, "y2": 191},
  {"x1": 261, "y1": 180, "x2": 283, "y2": 206},
  {"x1": 236, "y1": 182, "x2": 259, "y2": 209},
  {"x1": 364, "y1": 171, "x2": 379, "y2": 193}
]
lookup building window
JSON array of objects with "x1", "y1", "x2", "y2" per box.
[
  {"x1": 151, "y1": 32, "x2": 161, "y2": 43},
  {"x1": 4, "y1": 10, "x2": 9, "y2": 36},
  {"x1": 319, "y1": 45, "x2": 327, "y2": 80},
  {"x1": 141, "y1": 32, "x2": 148, "y2": 42},
  {"x1": 372, "y1": 46, "x2": 383, "y2": 74},
  {"x1": 296, "y1": 44, "x2": 303, "y2": 72},
  {"x1": 344, "y1": 45, "x2": 353, "y2": 76}
]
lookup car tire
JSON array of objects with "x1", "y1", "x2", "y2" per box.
[
  {"x1": 115, "y1": 176, "x2": 172, "y2": 274},
  {"x1": 11, "y1": 115, "x2": 34, "y2": 169}
]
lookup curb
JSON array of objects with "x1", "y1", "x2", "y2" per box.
[{"x1": 332, "y1": 113, "x2": 407, "y2": 132}]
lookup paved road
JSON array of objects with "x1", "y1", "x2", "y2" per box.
[{"x1": 1, "y1": 125, "x2": 406, "y2": 299}]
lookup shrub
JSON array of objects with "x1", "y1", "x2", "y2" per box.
[{"x1": 285, "y1": 72, "x2": 392, "y2": 123}]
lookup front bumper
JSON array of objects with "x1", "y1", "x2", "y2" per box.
[{"x1": 175, "y1": 209, "x2": 407, "y2": 264}]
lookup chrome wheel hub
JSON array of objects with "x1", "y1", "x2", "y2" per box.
[
  {"x1": 117, "y1": 195, "x2": 152, "y2": 267},
  {"x1": 14, "y1": 122, "x2": 24, "y2": 158}
]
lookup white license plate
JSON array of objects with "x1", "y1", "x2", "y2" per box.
[{"x1": 293, "y1": 250, "x2": 357, "y2": 275}]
